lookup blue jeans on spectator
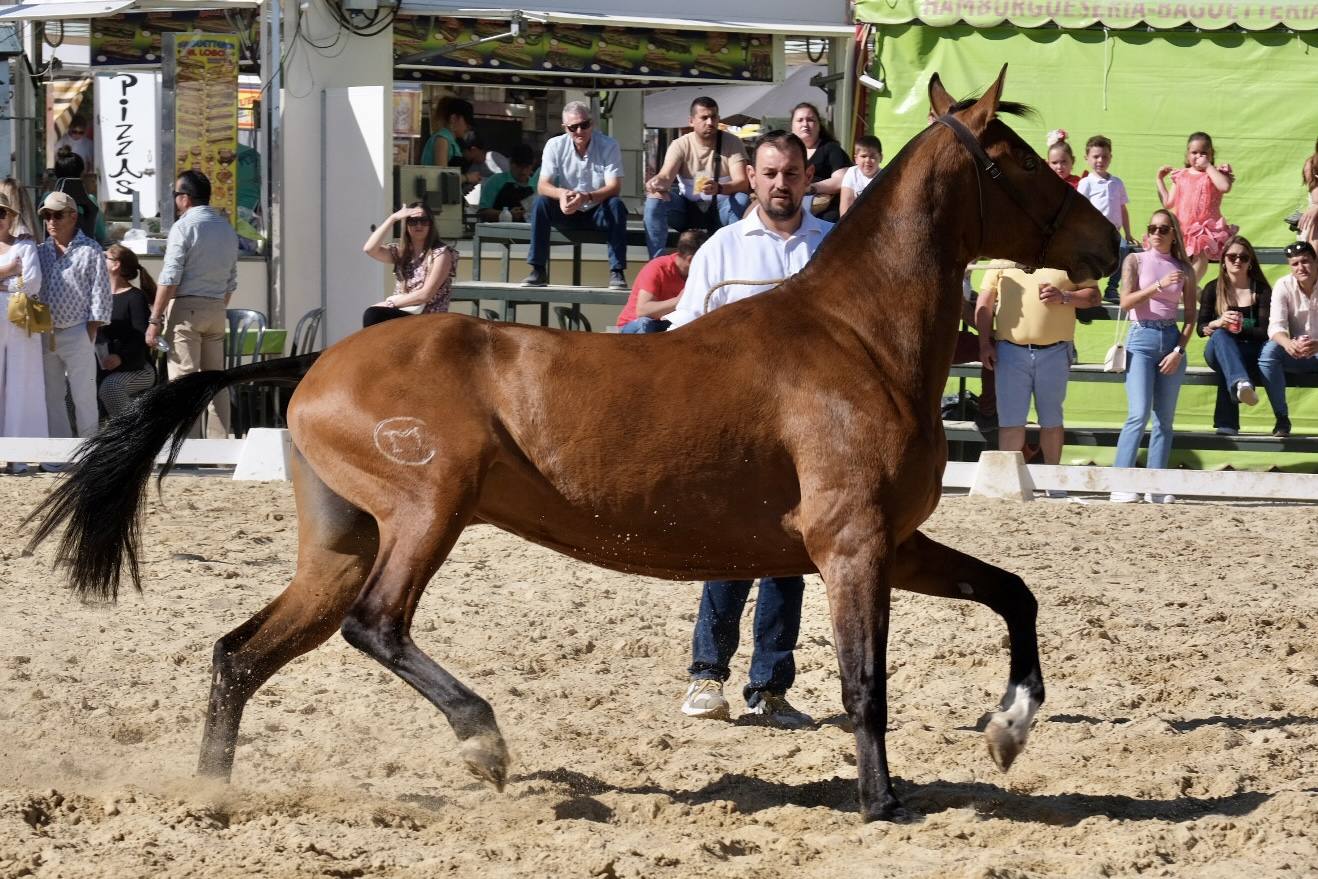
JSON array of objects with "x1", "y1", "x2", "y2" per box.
[
  {"x1": 643, "y1": 189, "x2": 748, "y2": 258},
  {"x1": 1258, "y1": 340, "x2": 1318, "y2": 421},
  {"x1": 527, "y1": 195, "x2": 628, "y2": 273},
  {"x1": 1203, "y1": 331, "x2": 1276, "y2": 431},
  {"x1": 618, "y1": 316, "x2": 670, "y2": 334},
  {"x1": 1115, "y1": 323, "x2": 1186, "y2": 470},
  {"x1": 689, "y1": 576, "x2": 804, "y2": 706}
]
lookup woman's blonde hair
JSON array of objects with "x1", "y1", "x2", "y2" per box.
[{"x1": 0, "y1": 178, "x2": 39, "y2": 240}]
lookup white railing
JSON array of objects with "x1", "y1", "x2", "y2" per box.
[{"x1": 0, "y1": 429, "x2": 291, "y2": 481}]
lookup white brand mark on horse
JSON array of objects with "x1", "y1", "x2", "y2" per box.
[{"x1": 373, "y1": 417, "x2": 437, "y2": 466}]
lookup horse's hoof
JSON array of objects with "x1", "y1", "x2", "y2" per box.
[
  {"x1": 460, "y1": 732, "x2": 510, "y2": 792},
  {"x1": 984, "y1": 711, "x2": 1029, "y2": 772},
  {"x1": 861, "y1": 798, "x2": 920, "y2": 824}
]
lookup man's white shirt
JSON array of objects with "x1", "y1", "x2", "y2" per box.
[{"x1": 666, "y1": 208, "x2": 833, "y2": 329}]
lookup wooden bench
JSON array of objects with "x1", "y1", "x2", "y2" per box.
[
  {"x1": 451, "y1": 281, "x2": 628, "y2": 325},
  {"x1": 471, "y1": 221, "x2": 676, "y2": 286}
]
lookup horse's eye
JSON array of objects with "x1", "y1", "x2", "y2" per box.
[{"x1": 1022, "y1": 157, "x2": 1039, "y2": 172}]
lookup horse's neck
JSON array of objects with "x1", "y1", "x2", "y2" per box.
[{"x1": 801, "y1": 153, "x2": 972, "y2": 409}]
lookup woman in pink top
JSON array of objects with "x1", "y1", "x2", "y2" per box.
[
  {"x1": 1110, "y1": 210, "x2": 1198, "y2": 503},
  {"x1": 1156, "y1": 131, "x2": 1236, "y2": 282}
]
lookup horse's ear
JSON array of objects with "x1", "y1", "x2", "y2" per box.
[
  {"x1": 928, "y1": 73, "x2": 953, "y2": 118},
  {"x1": 963, "y1": 65, "x2": 1008, "y2": 131}
]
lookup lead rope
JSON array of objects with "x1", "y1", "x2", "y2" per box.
[{"x1": 703, "y1": 277, "x2": 788, "y2": 314}]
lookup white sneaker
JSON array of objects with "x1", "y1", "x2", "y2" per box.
[
  {"x1": 1143, "y1": 493, "x2": 1176, "y2": 504},
  {"x1": 1109, "y1": 491, "x2": 1139, "y2": 503},
  {"x1": 1215, "y1": 426, "x2": 1239, "y2": 436},
  {"x1": 1236, "y1": 382, "x2": 1259, "y2": 406},
  {"x1": 681, "y1": 679, "x2": 730, "y2": 720},
  {"x1": 743, "y1": 693, "x2": 814, "y2": 729}
]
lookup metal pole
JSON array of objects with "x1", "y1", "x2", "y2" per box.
[{"x1": 264, "y1": 0, "x2": 284, "y2": 328}]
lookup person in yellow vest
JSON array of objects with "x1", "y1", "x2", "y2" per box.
[{"x1": 975, "y1": 266, "x2": 1100, "y2": 496}]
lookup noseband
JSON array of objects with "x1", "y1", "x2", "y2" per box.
[{"x1": 936, "y1": 114, "x2": 1075, "y2": 272}]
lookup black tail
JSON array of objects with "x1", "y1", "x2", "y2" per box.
[{"x1": 22, "y1": 353, "x2": 321, "y2": 603}]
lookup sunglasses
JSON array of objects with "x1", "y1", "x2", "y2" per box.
[
  {"x1": 1284, "y1": 242, "x2": 1315, "y2": 259},
  {"x1": 0, "y1": 209, "x2": 9, "y2": 220},
  {"x1": 173, "y1": 190, "x2": 188, "y2": 198},
  {"x1": 564, "y1": 120, "x2": 592, "y2": 133},
  {"x1": 69, "y1": 129, "x2": 85, "y2": 136},
  {"x1": 1224, "y1": 252, "x2": 1250, "y2": 263},
  {"x1": 1147, "y1": 223, "x2": 1172, "y2": 236},
  {"x1": 40, "y1": 210, "x2": 68, "y2": 221},
  {"x1": 405, "y1": 216, "x2": 430, "y2": 226}
]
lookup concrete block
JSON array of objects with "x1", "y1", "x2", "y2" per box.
[
  {"x1": 969, "y1": 451, "x2": 1035, "y2": 501},
  {"x1": 233, "y1": 429, "x2": 292, "y2": 481}
]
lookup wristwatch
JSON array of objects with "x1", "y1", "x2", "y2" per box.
[{"x1": 1173, "y1": 344, "x2": 1185, "y2": 355}]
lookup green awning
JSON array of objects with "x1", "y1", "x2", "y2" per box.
[{"x1": 855, "y1": 1, "x2": 1318, "y2": 31}]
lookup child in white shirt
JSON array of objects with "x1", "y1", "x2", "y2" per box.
[
  {"x1": 1077, "y1": 134, "x2": 1135, "y2": 301},
  {"x1": 839, "y1": 135, "x2": 882, "y2": 217}
]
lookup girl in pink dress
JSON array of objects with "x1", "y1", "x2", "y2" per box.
[{"x1": 1156, "y1": 131, "x2": 1236, "y2": 281}]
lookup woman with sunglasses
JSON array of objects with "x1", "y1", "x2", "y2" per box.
[
  {"x1": 361, "y1": 201, "x2": 457, "y2": 328},
  {"x1": 1110, "y1": 210, "x2": 1197, "y2": 503},
  {"x1": 0, "y1": 191, "x2": 47, "y2": 472},
  {"x1": 1195, "y1": 236, "x2": 1278, "y2": 436}
]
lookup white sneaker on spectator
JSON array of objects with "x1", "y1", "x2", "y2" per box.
[
  {"x1": 1235, "y1": 382, "x2": 1258, "y2": 406},
  {"x1": 1215, "y1": 426, "x2": 1239, "y2": 436},
  {"x1": 1143, "y1": 493, "x2": 1176, "y2": 504},
  {"x1": 1109, "y1": 491, "x2": 1139, "y2": 503},
  {"x1": 681, "y1": 679, "x2": 730, "y2": 720},
  {"x1": 39, "y1": 462, "x2": 65, "y2": 473}
]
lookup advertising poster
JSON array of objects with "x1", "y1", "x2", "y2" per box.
[
  {"x1": 172, "y1": 33, "x2": 239, "y2": 222},
  {"x1": 95, "y1": 71, "x2": 160, "y2": 217},
  {"x1": 91, "y1": 11, "x2": 258, "y2": 69},
  {"x1": 394, "y1": 18, "x2": 778, "y2": 85}
]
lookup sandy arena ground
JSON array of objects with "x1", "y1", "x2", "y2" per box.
[{"x1": 0, "y1": 476, "x2": 1315, "y2": 878}]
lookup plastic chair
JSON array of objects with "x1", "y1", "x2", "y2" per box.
[
  {"x1": 226, "y1": 309, "x2": 267, "y2": 436},
  {"x1": 289, "y1": 306, "x2": 325, "y2": 357},
  {"x1": 553, "y1": 306, "x2": 592, "y2": 332}
]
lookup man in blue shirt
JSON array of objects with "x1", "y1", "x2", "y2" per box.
[
  {"x1": 522, "y1": 102, "x2": 629, "y2": 290},
  {"x1": 36, "y1": 191, "x2": 111, "y2": 439},
  {"x1": 145, "y1": 170, "x2": 239, "y2": 438}
]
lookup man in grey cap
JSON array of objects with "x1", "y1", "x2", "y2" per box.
[
  {"x1": 145, "y1": 169, "x2": 238, "y2": 438},
  {"x1": 35, "y1": 190, "x2": 111, "y2": 443}
]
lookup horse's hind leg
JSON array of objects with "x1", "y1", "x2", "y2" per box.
[
  {"x1": 199, "y1": 451, "x2": 379, "y2": 779},
  {"x1": 339, "y1": 490, "x2": 508, "y2": 790},
  {"x1": 891, "y1": 530, "x2": 1044, "y2": 773}
]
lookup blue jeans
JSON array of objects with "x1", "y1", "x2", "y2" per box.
[
  {"x1": 1115, "y1": 324, "x2": 1186, "y2": 470},
  {"x1": 527, "y1": 195, "x2": 628, "y2": 272},
  {"x1": 618, "y1": 316, "x2": 670, "y2": 334},
  {"x1": 643, "y1": 189, "x2": 748, "y2": 258},
  {"x1": 1203, "y1": 331, "x2": 1277, "y2": 431},
  {"x1": 1258, "y1": 340, "x2": 1318, "y2": 420},
  {"x1": 689, "y1": 576, "x2": 805, "y2": 705}
]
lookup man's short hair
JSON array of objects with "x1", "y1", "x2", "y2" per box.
[
  {"x1": 689, "y1": 96, "x2": 718, "y2": 117},
  {"x1": 675, "y1": 228, "x2": 707, "y2": 258},
  {"x1": 562, "y1": 101, "x2": 592, "y2": 121},
  {"x1": 751, "y1": 130, "x2": 807, "y2": 167},
  {"x1": 176, "y1": 169, "x2": 212, "y2": 205},
  {"x1": 510, "y1": 144, "x2": 536, "y2": 167}
]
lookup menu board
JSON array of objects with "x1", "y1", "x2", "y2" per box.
[
  {"x1": 394, "y1": 18, "x2": 778, "y2": 86},
  {"x1": 171, "y1": 34, "x2": 239, "y2": 222}
]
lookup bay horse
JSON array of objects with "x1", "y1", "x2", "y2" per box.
[{"x1": 25, "y1": 69, "x2": 1118, "y2": 822}]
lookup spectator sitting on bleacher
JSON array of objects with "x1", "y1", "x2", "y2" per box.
[
  {"x1": 615, "y1": 229, "x2": 706, "y2": 334},
  {"x1": 476, "y1": 144, "x2": 539, "y2": 223},
  {"x1": 1195, "y1": 235, "x2": 1278, "y2": 436},
  {"x1": 975, "y1": 264, "x2": 1099, "y2": 497},
  {"x1": 522, "y1": 102, "x2": 628, "y2": 291},
  {"x1": 643, "y1": 96, "x2": 750, "y2": 259},
  {"x1": 1258, "y1": 240, "x2": 1318, "y2": 438}
]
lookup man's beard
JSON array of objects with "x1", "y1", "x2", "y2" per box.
[{"x1": 759, "y1": 192, "x2": 799, "y2": 221}]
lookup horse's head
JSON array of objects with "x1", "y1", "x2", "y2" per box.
[{"x1": 929, "y1": 67, "x2": 1119, "y2": 284}]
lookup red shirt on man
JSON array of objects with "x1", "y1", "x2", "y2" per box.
[{"x1": 615, "y1": 252, "x2": 687, "y2": 327}]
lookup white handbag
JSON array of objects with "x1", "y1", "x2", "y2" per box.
[{"x1": 1103, "y1": 308, "x2": 1129, "y2": 373}]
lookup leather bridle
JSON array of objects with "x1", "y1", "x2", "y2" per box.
[{"x1": 936, "y1": 113, "x2": 1076, "y2": 272}]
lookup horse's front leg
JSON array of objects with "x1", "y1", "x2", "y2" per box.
[
  {"x1": 810, "y1": 520, "x2": 908, "y2": 822},
  {"x1": 891, "y1": 530, "x2": 1044, "y2": 772}
]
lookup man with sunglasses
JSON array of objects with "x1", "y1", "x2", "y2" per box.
[
  {"x1": 35, "y1": 191, "x2": 111, "y2": 443},
  {"x1": 54, "y1": 113, "x2": 94, "y2": 171},
  {"x1": 145, "y1": 170, "x2": 239, "y2": 438},
  {"x1": 522, "y1": 102, "x2": 628, "y2": 291},
  {"x1": 1259, "y1": 240, "x2": 1318, "y2": 437}
]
